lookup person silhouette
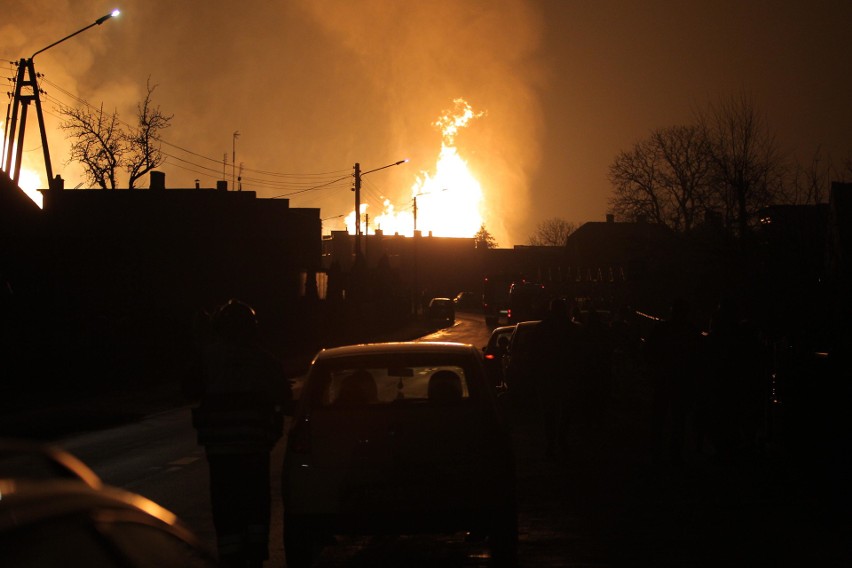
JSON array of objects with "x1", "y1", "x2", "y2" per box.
[
  {"x1": 336, "y1": 369, "x2": 378, "y2": 405},
  {"x1": 529, "y1": 297, "x2": 582, "y2": 460},
  {"x1": 187, "y1": 299, "x2": 291, "y2": 567},
  {"x1": 705, "y1": 295, "x2": 763, "y2": 461},
  {"x1": 428, "y1": 369, "x2": 463, "y2": 402},
  {"x1": 645, "y1": 297, "x2": 702, "y2": 464}
]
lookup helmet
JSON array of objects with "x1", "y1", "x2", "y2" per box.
[{"x1": 213, "y1": 299, "x2": 258, "y2": 342}]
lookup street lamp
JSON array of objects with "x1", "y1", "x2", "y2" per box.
[
  {"x1": 30, "y1": 10, "x2": 121, "y2": 59},
  {"x1": 3, "y1": 9, "x2": 120, "y2": 186},
  {"x1": 352, "y1": 158, "x2": 408, "y2": 258}
]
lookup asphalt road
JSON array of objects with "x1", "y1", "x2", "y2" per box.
[{"x1": 10, "y1": 311, "x2": 852, "y2": 566}]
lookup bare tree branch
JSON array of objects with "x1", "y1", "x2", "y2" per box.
[
  {"x1": 125, "y1": 77, "x2": 172, "y2": 189},
  {"x1": 529, "y1": 217, "x2": 576, "y2": 246},
  {"x1": 61, "y1": 103, "x2": 123, "y2": 189},
  {"x1": 60, "y1": 77, "x2": 173, "y2": 190}
]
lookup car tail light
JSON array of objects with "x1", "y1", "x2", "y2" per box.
[
  {"x1": 287, "y1": 416, "x2": 311, "y2": 454},
  {"x1": 485, "y1": 353, "x2": 496, "y2": 360}
]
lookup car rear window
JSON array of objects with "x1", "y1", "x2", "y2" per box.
[{"x1": 323, "y1": 365, "x2": 469, "y2": 406}]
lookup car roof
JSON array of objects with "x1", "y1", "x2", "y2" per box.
[
  {"x1": 314, "y1": 341, "x2": 477, "y2": 361},
  {"x1": 0, "y1": 440, "x2": 214, "y2": 558},
  {"x1": 491, "y1": 325, "x2": 515, "y2": 334},
  {"x1": 0, "y1": 479, "x2": 179, "y2": 530},
  {"x1": 0, "y1": 439, "x2": 102, "y2": 489}
]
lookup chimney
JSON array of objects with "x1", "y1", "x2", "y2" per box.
[
  {"x1": 606, "y1": 213, "x2": 614, "y2": 223},
  {"x1": 216, "y1": 180, "x2": 228, "y2": 192},
  {"x1": 150, "y1": 170, "x2": 165, "y2": 190},
  {"x1": 49, "y1": 174, "x2": 65, "y2": 191}
]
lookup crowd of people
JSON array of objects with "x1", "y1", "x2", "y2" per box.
[{"x1": 524, "y1": 295, "x2": 768, "y2": 465}]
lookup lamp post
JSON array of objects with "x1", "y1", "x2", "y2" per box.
[
  {"x1": 3, "y1": 9, "x2": 120, "y2": 186},
  {"x1": 411, "y1": 188, "x2": 449, "y2": 317},
  {"x1": 352, "y1": 158, "x2": 408, "y2": 258}
]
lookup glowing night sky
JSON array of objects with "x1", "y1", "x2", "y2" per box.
[{"x1": 2, "y1": 0, "x2": 851, "y2": 246}]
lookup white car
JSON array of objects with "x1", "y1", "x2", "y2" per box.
[{"x1": 282, "y1": 341, "x2": 518, "y2": 567}]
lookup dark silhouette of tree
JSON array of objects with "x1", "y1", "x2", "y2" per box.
[
  {"x1": 60, "y1": 78, "x2": 172, "y2": 190},
  {"x1": 608, "y1": 135, "x2": 664, "y2": 225},
  {"x1": 609, "y1": 124, "x2": 713, "y2": 232},
  {"x1": 529, "y1": 217, "x2": 576, "y2": 246},
  {"x1": 843, "y1": 154, "x2": 852, "y2": 180},
  {"x1": 609, "y1": 94, "x2": 787, "y2": 238},
  {"x1": 789, "y1": 146, "x2": 833, "y2": 205},
  {"x1": 61, "y1": 102, "x2": 122, "y2": 189},
  {"x1": 698, "y1": 92, "x2": 786, "y2": 238},
  {"x1": 126, "y1": 78, "x2": 173, "y2": 190},
  {"x1": 474, "y1": 224, "x2": 497, "y2": 249}
]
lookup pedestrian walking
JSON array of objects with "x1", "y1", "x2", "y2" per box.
[{"x1": 186, "y1": 299, "x2": 291, "y2": 567}]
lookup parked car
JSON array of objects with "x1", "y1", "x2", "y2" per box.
[
  {"x1": 0, "y1": 439, "x2": 215, "y2": 567},
  {"x1": 483, "y1": 324, "x2": 515, "y2": 387},
  {"x1": 453, "y1": 291, "x2": 481, "y2": 312},
  {"x1": 427, "y1": 297, "x2": 455, "y2": 325},
  {"x1": 282, "y1": 341, "x2": 518, "y2": 567}
]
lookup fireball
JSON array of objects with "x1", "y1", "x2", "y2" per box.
[
  {"x1": 372, "y1": 99, "x2": 485, "y2": 238},
  {"x1": 17, "y1": 167, "x2": 44, "y2": 208}
]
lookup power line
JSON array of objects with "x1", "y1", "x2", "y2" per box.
[{"x1": 27, "y1": 74, "x2": 353, "y2": 191}]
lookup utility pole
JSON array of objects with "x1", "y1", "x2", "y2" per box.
[
  {"x1": 2, "y1": 10, "x2": 119, "y2": 185},
  {"x1": 352, "y1": 158, "x2": 407, "y2": 259},
  {"x1": 232, "y1": 130, "x2": 239, "y2": 190},
  {"x1": 3, "y1": 59, "x2": 52, "y2": 184},
  {"x1": 352, "y1": 162, "x2": 362, "y2": 258},
  {"x1": 413, "y1": 195, "x2": 418, "y2": 234}
]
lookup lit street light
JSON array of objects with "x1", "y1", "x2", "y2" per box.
[
  {"x1": 30, "y1": 10, "x2": 121, "y2": 59},
  {"x1": 3, "y1": 9, "x2": 120, "y2": 186}
]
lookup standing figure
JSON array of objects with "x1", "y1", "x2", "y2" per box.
[
  {"x1": 529, "y1": 297, "x2": 582, "y2": 460},
  {"x1": 705, "y1": 296, "x2": 763, "y2": 461},
  {"x1": 645, "y1": 298, "x2": 703, "y2": 464},
  {"x1": 188, "y1": 299, "x2": 291, "y2": 567},
  {"x1": 579, "y1": 307, "x2": 614, "y2": 430}
]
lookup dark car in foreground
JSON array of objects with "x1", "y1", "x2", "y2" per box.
[
  {"x1": 282, "y1": 341, "x2": 518, "y2": 567},
  {"x1": 0, "y1": 439, "x2": 215, "y2": 567}
]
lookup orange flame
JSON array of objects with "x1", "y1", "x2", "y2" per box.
[{"x1": 371, "y1": 99, "x2": 485, "y2": 237}]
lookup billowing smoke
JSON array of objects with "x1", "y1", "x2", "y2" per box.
[{"x1": 2, "y1": 0, "x2": 545, "y2": 246}]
